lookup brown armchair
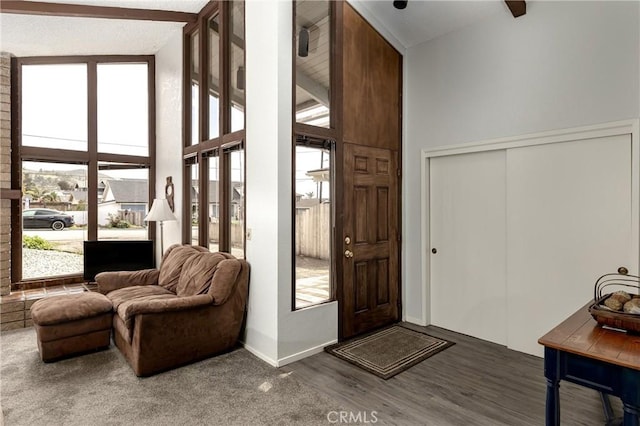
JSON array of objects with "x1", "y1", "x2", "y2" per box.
[{"x1": 95, "y1": 244, "x2": 249, "y2": 376}]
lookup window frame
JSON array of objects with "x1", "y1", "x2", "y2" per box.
[
  {"x1": 291, "y1": 0, "x2": 339, "y2": 310},
  {"x1": 11, "y1": 55, "x2": 156, "y2": 290},
  {"x1": 183, "y1": 1, "x2": 246, "y2": 257},
  {"x1": 292, "y1": 135, "x2": 335, "y2": 310}
]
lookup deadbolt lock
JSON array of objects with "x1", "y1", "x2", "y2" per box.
[{"x1": 344, "y1": 236, "x2": 351, "y2": 245}]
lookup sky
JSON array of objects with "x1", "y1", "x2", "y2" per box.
[{"x1": 22, "y1": 62, "x2": 148, "y2": 156}]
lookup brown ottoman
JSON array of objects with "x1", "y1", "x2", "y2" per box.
[{"x1": 30, "y1": 292, "x2": 113, "y2": 362}]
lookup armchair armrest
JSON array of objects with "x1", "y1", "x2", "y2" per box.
[
  {"x1": 95, "y1": 269, "x2": 159, "y2": 294},
  {"x1": 119, "y1": 294, "x2": 214, "y2": 323},
  {"x1": 209, "y1": 259, "x2": 246, "y2": 305}
]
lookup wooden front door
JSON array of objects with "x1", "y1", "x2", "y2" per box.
[{"x1": 341, "y1": 143, "x2": 399, "y2": 338}]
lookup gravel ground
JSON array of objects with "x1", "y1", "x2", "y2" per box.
[{"x1": 22, "y1": 248, "x2": 83, "y2": 280}]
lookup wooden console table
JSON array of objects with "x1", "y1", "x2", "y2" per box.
[{"x1": 538, "y1": 303, "x2": 640, "y2": 425}]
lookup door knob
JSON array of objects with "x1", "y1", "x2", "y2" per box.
[
  {"x1": 432, "y1": 248, "x2": 437, "y2": 254},
  {"x1": 618, "y1": 266, "x2": 629, "y2": 275},
  {"x1": 344, "y1": 249, "x2": 353, "y2": 258}
]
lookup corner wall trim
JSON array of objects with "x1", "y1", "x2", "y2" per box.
[
  {"x1": 404, "y1": 316, "x2": 428, "y2": 327},
  {"x1": 241, "y1": 343, "x2": 278, "y2": 368},
  {"x1": 277, "y1": 340, "x2": 337, "y2": 367}
]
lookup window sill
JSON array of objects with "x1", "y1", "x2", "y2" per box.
[{"x1": 11, "y1": 274, "x2": 85, "y2": 292}]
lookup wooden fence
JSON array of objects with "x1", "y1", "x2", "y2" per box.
[
  {"x1": 208, "y1": 221, "x2": 245, "y2": 248},
  {"x1": 119, "y1": 210, "x2": 145, "y2": 226},
  {"x1": 295, "y1": 203, "x2": 331, "y2": 260}
]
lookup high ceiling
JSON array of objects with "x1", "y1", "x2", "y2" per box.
[
  {"x1": 0, "y1": 0, "x2": 208, "y2": 56},
  {"x1": 354, "y1": 0, "x2": 507, "y2": 48},
  {"x1": 0, "y1": 1, "x2": 514, "y2": 57}
]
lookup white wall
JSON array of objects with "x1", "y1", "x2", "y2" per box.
[
  {"x1": 403, "y1": 1, "x2": 640, "y2": 324},
  {"x1": 154, "y1": 31, "x2": 183, "y2": 262},
  {"x1": 244, "y1": 0, "x2": 337, "y2": 366}
]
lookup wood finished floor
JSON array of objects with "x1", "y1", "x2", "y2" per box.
[{"x1": 283, "y1": 323, "x2": 623, "y2": 426}]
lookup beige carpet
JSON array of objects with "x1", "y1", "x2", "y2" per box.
[
  {"x1": 325, "y1": 325, "x2": 454, "y2": 379},
  {"x1": 1, "y1": 328, "x2": 344, "y2": 425}
]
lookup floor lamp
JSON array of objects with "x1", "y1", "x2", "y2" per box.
[{"x1": 145, "y1": 198, "x2": 177, "y2": 256}]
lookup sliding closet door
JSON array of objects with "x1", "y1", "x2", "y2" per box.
[
  {"x1": 506, "y1": 135, "x2": 633, "y2": 356},
  {"x1": 430, "y1": 150, "x2": 507, "y2": 345}
]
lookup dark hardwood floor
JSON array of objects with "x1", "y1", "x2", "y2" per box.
[{"x1": 282, "y1": 323, "x2": 622, "y2": 425}]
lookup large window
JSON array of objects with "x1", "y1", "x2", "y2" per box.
[
  {"x1": 21, "y1": 162, "x2": 87, "y2": 280},
  {"x1": 227, "y1": 145, "x2": 245, "y2": 257},
  {"x1": 97, "y1": 64, "x2": 149, "y2": 156},
  {"x1": 190, "y1": 31, "x2": 200, "y2": 146},
  {"x1": 294, "y1": 141, "x2": 332, "y2": 309},
  {"x1": 292, "y1": 0, "x2": 335, "y2": 309},
  {"x1": 96, "y1": 163, "x2": 149, "y2": 241},
  {"x1": 13, "y1": 58, "x2": 155, "y2": 288},
  {"x1": 22, "y1": 64, "x2": 88, "y2": 151},
  {"x1": 184, "y1": 1, "x2": 245, "y2": 258},
  {"x1": 187, "y1": 159, "x2": 199, "y2": 246},
  {"x1": 229, "y1": 1, "x2": 245, "y2": 132}
]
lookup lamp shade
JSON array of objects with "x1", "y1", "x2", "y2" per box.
[{"x1": 145, "y1": 198, "x2": 177, "y2": 222}]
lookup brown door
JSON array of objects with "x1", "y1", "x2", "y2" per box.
[{"x1": 342, "y1": 143, "x2": 399, "y2": 338}]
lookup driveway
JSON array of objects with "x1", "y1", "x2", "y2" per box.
[{"x1": 23, "y1": 228, "x2": 149, "y2": 241}]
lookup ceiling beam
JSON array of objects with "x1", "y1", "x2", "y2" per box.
[
  {"x1": 296, "y1": 71, "x2": 330, "y2": 108},
  {"x1": 0, "y1": 1, "x2": 198, "y2": 23},
  {"x1": 505, "y1": 1, "x2": 526, "y2": 18}
]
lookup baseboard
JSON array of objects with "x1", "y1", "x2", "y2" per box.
[
  {"x1": 276, "y1": 340, "x2": 337, "y2": 367},
  {"x1": 405, "y1": 316, "x2": 428, "y2": 327},
  {"x1": 241, "y1": 342, "x2": 278, "y2": 367}
]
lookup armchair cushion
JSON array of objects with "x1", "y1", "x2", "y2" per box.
[
  {"x1": 95, "y1": 269, "x2": 159, "y2": 294},
  {"x1": 106, "y1": 285, "x2": 175, "y2": 312},
  {"x1": 158, "y1": 244, "x2": 209, "y2": 292},
  {"x1": 118, "y1": 294, "x2": 213, "y2": 323},
  {"x1": 176, "y1": 252, "x2": 231, "y2": 297}
]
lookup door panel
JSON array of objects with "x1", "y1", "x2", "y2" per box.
[
  {"x1": 506, "y1": 135, "x2": 633, "y2": 356},
  {"x1": 343, "y1": 143, "x2": 399, "y2": 338},
  {"x1": 430, "y1": 150, "x2": 507, "y2": 345}
]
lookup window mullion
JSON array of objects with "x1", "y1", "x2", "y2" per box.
[{"x1": 148, "y1": 57, "x2": 157, "y2": 242}]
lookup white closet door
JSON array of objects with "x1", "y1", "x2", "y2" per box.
[
  {"x1": 430, "y1": 150, "x2": 507, "y2": 345},
  {"x1": 506, "y1": 135, "x2": 633, "y2": 356}
]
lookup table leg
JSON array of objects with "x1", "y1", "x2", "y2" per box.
[
  {"x1": 622, "y1": 402, "x2": 639, "y2": 426},
  {"x1": 546, "y1": 378, "x2": 560, "y2": 426},
  {"x1": 600, "y1": 392, "x2": 616, "y2": 425}
]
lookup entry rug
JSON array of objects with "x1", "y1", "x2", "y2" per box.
[{"x1": 325, "y1": 325, "x2": 454, "y2": 380}]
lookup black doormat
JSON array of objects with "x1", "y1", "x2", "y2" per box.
[{"x1": 325, "y1": 325, "x2": 454, "y2": 380}]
